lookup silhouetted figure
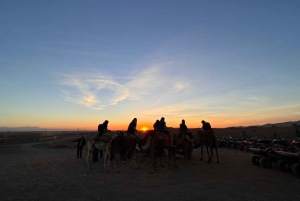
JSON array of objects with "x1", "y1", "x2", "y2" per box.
[
  {"x1": 153, "y1": 119, "x2": 160, "y2": 131},
  {"x1": 201, "y1": 120, "x2": 212, "y2": 130},
  {"x1": 97, "y1": 120, "x2": 109, "y2": 138},
  {"x1": 127, "y1": 118, "x2": 140, "y2": 150},
  {"x1": 180, "y1": 119, "x2": 195, "y2": 147},
  {"x1": 96, "y1": 120, "x2": 110, "y2": 157},
  {"x1": 158, "y1": 117, "x2": 175, "y2": 147},
  {"x1": 201, "y1": 120, "x2": 215, "y2": 136},
  {"x1": 72, "y1": 136, "x2": 86, "y2": 158},
  {"x1": 119, "y1": 131, "x2": 126, "y2": 163}
]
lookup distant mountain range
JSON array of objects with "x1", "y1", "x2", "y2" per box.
[
  {"x1": 260, "y1": 120, "x2": 300, "y2": 127},
  {"x1": 1, "y1": 120, "x2": 300, "y2": 132}
]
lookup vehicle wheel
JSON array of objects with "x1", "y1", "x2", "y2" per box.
[
  {"x1": 259, "y1": 157, "x2": 272, "y2": 168},
  {"x1": 277, "y1": 160, "x2": 289, "y2": 172},
  {"x1": 230, "y1": 144, "x2": 235, "y2": 149},
  {"x1": 291, "y1": 163, "x2": 300, "y2": 177},
  {"x1": 226, "y1": 143, "x2": 230, "y2": 148},
  {"x1": 236, "y1": 145, "x2": 241, "y2": 151},
  {"x1": 286, "y1": 146, "x2": 293, "y2": 152},
  {"x1": 251, "y1": 156, "x2": 260, "y2": 166}
]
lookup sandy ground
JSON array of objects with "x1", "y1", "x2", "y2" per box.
[{"x1": 0, "y1": 134, "x2": 299, "y2": 201}]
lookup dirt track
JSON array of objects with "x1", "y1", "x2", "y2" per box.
[{"x1": 0, "y1": 138, "x2": 299, "y2": 201}]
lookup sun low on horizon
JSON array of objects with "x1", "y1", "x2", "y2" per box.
[{"x1": 140, "y1": 127, "x2": 148, "y2": 131}]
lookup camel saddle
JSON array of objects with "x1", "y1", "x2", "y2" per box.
[
  {"x1": 97, "y1": 134, "x2": 112, "y2": 143},
  {"x1": 124, "y1": 132, "x2": 136, "y2": 140},
  {"x1": 156, "y1": 131, "x2": 168, "y2": 140},
  {"x1": 198, "y1": 130, "x2": 215, "y2": 138}
]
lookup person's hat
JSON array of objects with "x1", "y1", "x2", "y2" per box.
[
  {"x1": 201, "y1": 120, "x2": 205, "y2": 123},
  {"x1": 182, "y1": 119, "x2": 185, "y2": 122},
  {"x1": 104, "y1": 120, "x2": 109, "y2": 123},
  {"x1": 161, "y1": 117, "x2": 165, "y2": 120}
]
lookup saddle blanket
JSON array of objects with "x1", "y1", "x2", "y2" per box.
[
  {"x1": 98, "y1": 134, "x2": 112, "y2": 142},
  {"x1": 157, "y1": 132, "x2": 167, "y2": 140}
]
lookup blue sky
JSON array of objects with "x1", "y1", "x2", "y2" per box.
[{"x1": 1, "y1": 0, "x2": 299, "y2": 130}]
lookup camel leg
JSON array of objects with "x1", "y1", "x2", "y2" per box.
[
  {"x1": 168, "y1": 147, "x2": 174, "y2": 169},
  {"x1": 160, "y1": 148, "x2": 164, "y2": 168},
  {"x1": 103, "y1": 150, "x2": 107, "y2": 170},
  {"x1": 110, "y1": 153, "x2": 118, "y2": 172},
  {"x1": 200, "y1": 145, "x2": 203, "y2": 161},
  {"x1": 173, "y1": 149, "x2": 178, "y2": 169},
  {"x1": 206, "y1": 145, "x2": 211, "y2": 163},
  {"x1": 215, "y1": 146, "x2": 220, "y2": 163},
  {"x1": 189, "y1": 149, "x2": 193, "y2": 160},
  {"x1": 105, "y1": 147, "x2": 109, "y2": 169},
  {"x1": 152, "y1": 146, "x2": 158, "y2": 170},
  {"x1": 104, "y1": 149, "x2": 110, "y2": 173},
  {"x1": 148, "y1": 145, "x2": 156, "y2": 173},
  {"x1": 184, "y1": 151, "x2": 188, "y2": 165},
  {"x1": 131, "y1": 149, "x2": 134, "y2": 168},
  {"x1": 133, "y1": 149, "x2": 138, "y2": 170},
  {"x1": 153, "y1": 150, "x2": 157, "y2": 168},
  {"x1": 87, "y1": 145, "x2": 92, "y2": 170},
  {"x1": 170, "y1": 147, "x2": 178, "y2": 169},
  {"x1": 168, "y1": 147, "x2": 173, "y2": 169}
]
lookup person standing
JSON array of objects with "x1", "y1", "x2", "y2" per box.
[
  {"x1": 72, "y1": 136, "x2": 86, "y2": 158},
  {"x1": 127, "y1": 118, "x2": 140, "y2": 150}
]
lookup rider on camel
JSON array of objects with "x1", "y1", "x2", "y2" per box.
[
  {"x1": 201, "y1": 120, "x2": 214, "y2": 135},
  {"x1": 180, "y1": 119, "x2": 195, "y2": 147},
  {"x1": 96, "y1": 120, "x2": 110, "y2": 139},
  {"x1": 153, "y1": 119, "x2": 160, "y2": 131},
  {"x1": 157, "y1": 117, "x2": 176, "y2": 147},
  {"x1": 127, "y1": 118, "x2": 140, "y2": 150}
]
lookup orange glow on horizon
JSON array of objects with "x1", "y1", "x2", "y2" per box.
[{"x1": 140, "y1": 127, "x2": 148, "y2": 131}]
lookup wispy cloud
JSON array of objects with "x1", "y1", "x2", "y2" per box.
[
  {"x1": 57, "y1": 59, "x2": 194, "y2": 110},
  {"x1": 173, "y1": 82, "x2": 190, "y2": 92},
  {"x1": 59, "y1": 71, "x2": 129, "y2": 110}
]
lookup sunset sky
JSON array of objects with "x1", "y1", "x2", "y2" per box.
[{"x1": 1, "y1": 0, "x2": 300, "y2": 131}]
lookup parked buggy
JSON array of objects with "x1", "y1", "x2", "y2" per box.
[
  {"x1": 274, "y1": 151, "x2": 300, "y2": 177},
  {"x1": 250, "y1": 147, "x2": 278, "y2": 168}
]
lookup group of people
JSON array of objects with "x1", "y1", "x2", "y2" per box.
[
  {"x1": 97, "y1": 117, "x2": 213, "y2": 148},
  {"x1": 72, "y1": 117, "x2": 213, "y2": 158}
]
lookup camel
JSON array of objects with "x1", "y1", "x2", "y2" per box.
[
  {"x1": 118, "y1": 130, "x2": 152, "y2": 169},
  {"x1": 144, "y1": 130, "x2": 186, "y2": 171},
  {"x1": 167, "y1": 130, "x2": 220, "y2": 167},
  {"x1": 137, "y1": 130, "x2": 175, "y2": 167},
  {"x1": 196, "y1": 130, "x2": 220, "y2": 163},
  {"x1": 167, "y1": 131, "x2": 196, "y2": 169},
  {"x1": 86, "y1": 131, "x2": 119, "y2": 172}
]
